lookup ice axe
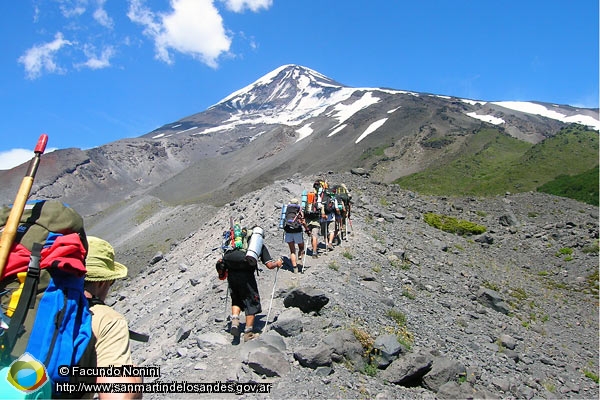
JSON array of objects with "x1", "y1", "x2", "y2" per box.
[{"x1": 0, "y1": 134, "x2": 48, "y2": 278}]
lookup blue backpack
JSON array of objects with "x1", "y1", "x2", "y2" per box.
[{"x1": 0, "y1": 200, "x2": 92, "y2": 398}]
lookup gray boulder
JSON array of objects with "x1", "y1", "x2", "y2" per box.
[
  {"x1": 477, "y1": 287, "x2": 511, "y2": 315},
  {"x1": 372, "y1": 334, "x2": 407, "y2": 369},
  {"x1": 271, "y1": 307, "x2": 304, "y2": 337},
  {"x1": 421, "y1": 356, "x2": 467, "y2": 392},
  {"x1": 246, "y1": 346, "x2": 291, "y2": 377},
  {"x1": 380, "y1": 352, "x2": 434, "y2": 386},
  {"x1": 293, "y1": 344, "x2": 333, "y2": 369}
]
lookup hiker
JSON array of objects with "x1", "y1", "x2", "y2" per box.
[
  {"x1": 81, "y1": 236, "x2": 142, "y2": 399},
  {"x1": 283, "y1": 198, "x2": 307, "y2": 273},
  {"x1": 304, "y1": 187, "x2": 321, "y2": 259},
  {"x1": 317, "y1": 182, "x2": 336, "y2": 251},
  {"x1": 216, "y1": 227, "x2": 283, "y2": 342},
  {"x1": 333, "y1": 183, "x2": 352, "y2": 241}
]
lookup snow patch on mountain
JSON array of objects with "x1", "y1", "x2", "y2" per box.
[
  {"x1": 463, "y1": 100, "x2": 599, "y2": 130},
  {"x1": 356, "y1": 118, "x2": 388, "y2": 143},
  {"x1": 466, "y1": 112, "x2": 505, "y2": 125},
  {"x1": 295, "y1": 124, "x2": 313, "y2": 141},
  {"x1": 493, "y1": 101, "x2": 600, "y2": 130}
]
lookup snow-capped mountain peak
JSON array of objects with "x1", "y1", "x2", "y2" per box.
[
  {"x1": 148, "y1": 64, "x2": 599, "y2": 143},
  {"x1": 214, "y1": 65, "x2": 345, "y2": 111}
]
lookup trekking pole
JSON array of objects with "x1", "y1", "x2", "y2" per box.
[
  {"x1": 0, "y1": 134, "x2": 48, "y2": 278},
  {"x1": 264, "y1": 267, "x2": 279, "y2": 332},
  {"x1": 302, "y1": 236, "x2": 308, "y2": 271},
  {"x1": 345, "y1": 217, "x2": 348, "y2": 240},
  {"x1": 224, "y1": 284, "x2": 230, "y2": 322}
]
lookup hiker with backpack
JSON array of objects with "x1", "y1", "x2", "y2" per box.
[
  {"x1": 317, "y1": 181, "x2": 337, "y2": 251},
  {"x1": 303, "y1": 188, "x2": 321, "y2": 259},
  {"x1": 283, "y1": 198, "x2": 307, "y2": 273},
  {"x1": 332, "y1": 183, "x2": 352, "y2": 240},
  {"x1": 216, "y1": 225, "x2": 282, "y2": 342},
  {"x1": 80, "y1": 236, "x2": 142, "y2": 399}
]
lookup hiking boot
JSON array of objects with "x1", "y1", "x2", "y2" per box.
[
  {"x1": 312, "y1": 254, "x2": 318, "y2": 259},
  {"x1": 230, "y1": 317, "x2": 240, "y2": 336},
  {"x1": 243, "y1": 331, "x2": 259, "y2": 342},
  {"x1": 327, "y1": 245, "x2": 334, "y2": 251},
  {"x1": 293, "y1": 266, "x2": 298, "y2": 274}
]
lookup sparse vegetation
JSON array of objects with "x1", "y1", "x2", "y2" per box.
[
  {"x1": 342, "y1": 250, "x2": 354, "y2": 260},
  {"x1": 386, "y1": 309, "x2": 413, "y2": 350},
  {"x1": 387, "y1": 309, "x2": 407, "y2": 326},
  {"x1": 351, "y1": 326, "x2": 378, "y2": 377},
  {"x1": 423, "y1": 213, "x2": 486, "y2": 236},
  {"x1": 510, "y1": 287, "x2": 528, "y2": 301},
  {"x1": 360, "y1": 145, "x2": 389, "y2": 161},
  {"x1": 482, "y1": 281, "x2": 500, "y2": 292},
  {"x1": 585, "y1": 270, "x2": 599, "y2": 298},
  {"x1": 582, "y1": 241, "x2": 599, "y2": 254},
  {"x1": 583, "y1": 369, "x2": 599, "y2": 384},
  {"x1": 401, "y1": 288, "x2": 416, "y2": 300},
  {"x1": 556, "y1": 247, "x2": 573, "y2": 257},
  {"x1": 390, "y1": 257, "x2": 411, "y2": 270},
  {"x1": 328, "y1": 261, "x2": 340, "y2": 271},
  {"x1": 134, "y1": 201, "x2": 160, "y2": 224}
]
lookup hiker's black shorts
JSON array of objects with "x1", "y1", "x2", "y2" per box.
[{"x1": 227, "y1": 270, "x2": 262, "y2": 315}]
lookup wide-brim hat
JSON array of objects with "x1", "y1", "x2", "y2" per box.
[
  {"x1": 85, "y1": 236, "x2": 128, "y2": 282},
  {"x1": 290, "y1": 198, "x2": 299, "y2": 204}
]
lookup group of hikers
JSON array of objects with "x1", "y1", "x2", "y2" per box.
[
  {"x1": 1, "y1": 163, "x2": 351, "y2": 399},
  {"x1": 282, "y1": 179, "x2": 353, "y2": 273},
  {"x1": 217, "y1": 178, "x2": 352, "y2": 344}
]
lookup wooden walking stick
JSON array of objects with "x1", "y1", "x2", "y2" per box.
[{"x1": 0, "y1": 134, "x2": 48, "y2": 278}]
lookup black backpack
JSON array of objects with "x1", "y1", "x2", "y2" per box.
[{"x1": 283, "y1": 204, "x2": 303, "y2": 233}]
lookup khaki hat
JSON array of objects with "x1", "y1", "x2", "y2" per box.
[
  {"x1": 85, "y1": 236, "x2": 128, "y2": 282},
  {"x1": 290, "y1": 198, "x2": 299, "y2": 204}
]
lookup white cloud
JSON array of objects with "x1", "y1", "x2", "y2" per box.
[
  {"x1": 77, "y1": 44, "x2": 115, "y2": 69},
  {"x1": 93, "y1": 0, "x2": 114, "y2": 28},
  {"x1": 18, "y1": 32, "x2": 73, "y2": 79},
  {"x1": 221, "y1": 0, "x2": 273, "y2": 12},
  {"x1": 128, "y1": 0, "x2": 231, "y2": 67},
  {"x1": 58, "y1": 0, "x2": 87, "y2": 18},
  {"x1": 157, "y1": 0, "x2": 231, "y2": 67},
  {"x1": 0, "y1": 149, "x2": 38, "y2": 170}
]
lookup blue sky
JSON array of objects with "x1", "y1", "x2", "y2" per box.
[{"x1": 0, "y1": 0, "x2": 598, "y2": 169}]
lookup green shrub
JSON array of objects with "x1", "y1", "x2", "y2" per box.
[
  {"x1": 387, "y1": 309, "x2": 407, "y2": 327},
  {"x1": 583, "y1": 367, "x2": 600, "y2": 383},
  {"x1": 582, "y1": 241, "x2": 599, "y2": 254},
  {"x1": 423, "y1": 213, "x2": 487, "y2": 236},
  {"x1": 557, "y1": 247, "x2": 573, "y2": 256}
]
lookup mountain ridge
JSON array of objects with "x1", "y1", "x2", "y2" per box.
[{"x1": 0, "y1": 64, "x2": 597, "y2": 268}]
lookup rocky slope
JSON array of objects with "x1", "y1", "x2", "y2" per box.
[{"x1": 104, "y1": 172, "x2": 599, "y2": 399}]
